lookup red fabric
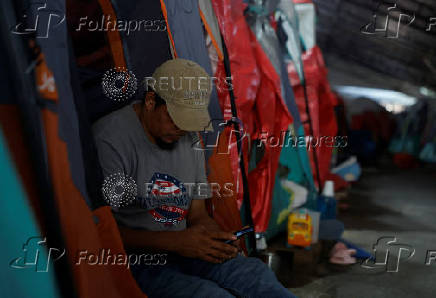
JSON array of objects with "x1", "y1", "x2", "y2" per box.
[
  {"x1": 213, "y1": 0, "x2": 293, "y2": 232},
  {"x1": 212, "y1": 0, "x2": 258, "y2": 211},
  {"x1": 213, "y1": 0, "x2": 292, "y2": 232},
  {"x1": 393, "y1": 153, "x2": 418, "y2": 169},
  {"x1": 246, "y1": 31, "x2": 293, "y2": 232},
  {"x1": 288, "y1": 46, "x2": 338, "y2": 189},
  {"x1": 269, "y1": 14, "x2": 278, "y2": 31}
]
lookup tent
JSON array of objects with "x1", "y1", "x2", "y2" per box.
[{"x1": 1, "y1": 0, "x2": 351, "y2": 295}]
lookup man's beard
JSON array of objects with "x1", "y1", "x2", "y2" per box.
[{"x1": 155, "y1": 137, "x2": 178, "y2": 150}]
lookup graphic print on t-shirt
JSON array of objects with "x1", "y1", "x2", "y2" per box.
[{"x1": 146, "y1": 173, "x2": 189, "y2": 226}]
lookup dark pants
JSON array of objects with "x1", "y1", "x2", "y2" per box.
[{"x1": 130, "y1": 254, "x2": 296, "y2": 298}]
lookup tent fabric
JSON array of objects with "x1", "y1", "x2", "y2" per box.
[
  {"x1": 245, "y1": 0, "x2": 297, "y2": 118},
  {"x1": 279, "y1": 53, "x2": 302, "y2": 130},
  {"x1": 266, "y1": 125, "x2": 318, "y2": 239},
  {"x1": 207, "y1": 126, "x2": 245, "y2": 233},
  {"x1": 390, "y1": 101, "x2": 427, "y2": 157},
  {"x1": 1, "y1": 2, "x2": 77, "y2": 295},
  {"x1": 263, "y1": 1, "x2": 321, "y2": 239},
  {"x1": 68, "y1": 44, "x2": 106, "y2": 209},
  {"x1": 276, "y1": 0, "x2": 304, "y2": 82},
  {"x1": 162, "y1": 0, "x2": 223, "y2": 137},
  {"x1": 211, "y1": 0, "x2": 260, "y2": 210},
  {"x1": 293, "y1": 0, "x2": 316, "y2": 50},
  {"x1": 0, "y1": 105, "x2": 42, "y2": 222},
  {"x1": 0, "y1": 131, "x2": 60, "y2": 298},
  {"x1": 27, "y1": 0, "x2": 148, "y2": 296},
  {"x1": 33, "y1": 0, "x2": 92, "y2": 208},
  {"x1": 66, "y1": 0, "x2": 126, "y2": 123},
  {"x1": 279, "y1": 126, "x2": 314, "y2": 186},
  {"x1": 162, "y1": 0, "x2": 245, "y2": 234},
  {"x1": 198, "y1": 0, "x2": 224, "y2": 61},
  {"x1": 419, "y1": 101, "x2": 436, "y2": 163},
  {"x1": 70, "y1": 0, "x2": 172, "y2": 120},
  {"x1": 288, "y1": 46, "x2": 338, "y2": 188},
  {"x1": 212, "y1": 0, "x2": 311, "y2": 232},
  {"x1": 39, "y1": 68, "x2": 146, "y2": 298},
  {"x1": 210, "y1": 0, "x2": 260, "y2": 132},
  {"x1": 221, "y1": 39, "x2": 257, "y2": 248},
  {"x1": 215, "y1": 0, "x2": 291, "y2": 233},
  {"x1": 111, "y1": 0, "x2": 172, "y2": 83},
  {"x1": 96, "y1": 0, "x2": 126, "y2": 68},
  {"x1": 286, "y1": 0, "x2": 340, "y2": 189},
  {"x1": 389, "y1": 100, "x2": 436, "y2": 164},
  {"x1": 244, "y1": 1, "x2": 294, "y2": 232},
  {"x1": 2, "y1": 0, "x2": 352, "y2": 294}
]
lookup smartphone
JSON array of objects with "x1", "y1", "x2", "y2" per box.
[{"x1": 225, "y1": 226, "x2": 254, "y2": 244}]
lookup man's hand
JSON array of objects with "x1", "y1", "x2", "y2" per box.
[
  {"x1": 174, "y1": 225, "x2": 238, "y2": 263},
  {"x1": 228, "y1": 225, "x2": 252, "y2": 254},
  {"x1": 118, "y1": 200, "x2": 243, "y2": 263}
]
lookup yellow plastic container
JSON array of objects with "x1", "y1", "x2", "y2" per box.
[{"x1": 287, "y1": 209, "x2": 312, "y2": 248}]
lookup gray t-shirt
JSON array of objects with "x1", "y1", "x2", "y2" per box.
[{"x1": 93, "y1": 104, "x2": 209, "y2": 231}]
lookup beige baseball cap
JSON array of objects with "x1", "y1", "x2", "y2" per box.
[{"x1": 146, "y1": 58, "x2": 213, "y2": 132}]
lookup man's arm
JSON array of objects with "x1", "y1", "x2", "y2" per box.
[
  {"x1": 118, "y1": 221, "x2": 238, "y2": 263},
  {"x1": 187, "y1": 199, "x2": 221, "y2": 230},
  {"x1": 118, "y1": 196, "x2": 238, "y2": 264}
]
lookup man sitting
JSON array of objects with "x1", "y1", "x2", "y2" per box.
[{"x1": 93, "y1": 58, "x2": 295, "y2": 298}]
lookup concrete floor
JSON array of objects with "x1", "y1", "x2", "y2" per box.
[{"x1": 288, "y1": 163, "x2": 436, "y2": 298}]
